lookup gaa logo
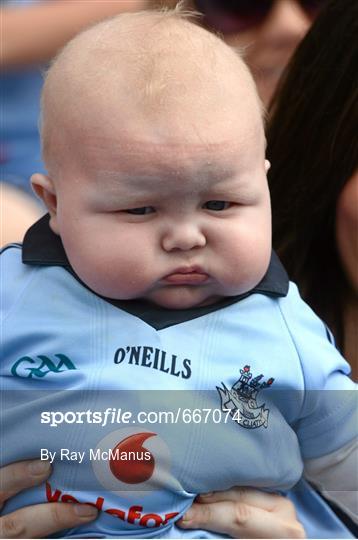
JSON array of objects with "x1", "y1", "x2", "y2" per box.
[
  {"x1": 92, "y1": 428, "x2": 173, "y2": 495},
  {"x1": 11, "y1": 354, "x2": 77, "y2": 378}
]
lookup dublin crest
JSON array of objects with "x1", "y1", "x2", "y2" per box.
[{"x1": 217, "y1": 365, "x2": 274, "y2": 429}]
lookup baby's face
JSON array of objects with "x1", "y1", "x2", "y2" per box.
[{"x1": 46, "y1": 101, "x2": 271, "y2": 310}]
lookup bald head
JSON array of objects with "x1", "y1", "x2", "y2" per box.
[{"x1": 41, "y1": 7, "x2": 263, "y2": 174}]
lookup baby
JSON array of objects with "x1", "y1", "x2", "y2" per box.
[{"x1": 1, "y1": 8, "x2": 357, "y2": 539}]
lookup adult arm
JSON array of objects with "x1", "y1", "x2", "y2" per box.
[{"x1": 1, "y1": 0, "x2": 151, "y2": 68}]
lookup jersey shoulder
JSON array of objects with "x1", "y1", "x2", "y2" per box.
[
  {"x1": 277, "y1": 283, "x2": 356, "y2": 458},
  {"x1": 1, "y1": 243, "x2": 38, "y2": 321},
  {"x1": 276, "y1": 282, "x2": 351, "y2": 388}
]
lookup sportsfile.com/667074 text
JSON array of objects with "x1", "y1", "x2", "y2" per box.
[{"x1": 40, "y1": 407, "x2": 240, "y2": 427}]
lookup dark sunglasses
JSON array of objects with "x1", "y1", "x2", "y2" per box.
[{"x1": 193, "y1": 0, "x2": 324, "y2": 33}]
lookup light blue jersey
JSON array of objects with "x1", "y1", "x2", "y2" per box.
[{"x1": 1, "y1": 216, "x2": 357, "y2": 538}]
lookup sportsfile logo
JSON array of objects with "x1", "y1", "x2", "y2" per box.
[{"x1": 11, "y1": 354, "x2": 77, "y2": 378}]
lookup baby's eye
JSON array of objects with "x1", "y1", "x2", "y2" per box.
[
  {"x1": 203, "y1": 200, "x2": 231, "y2": 211},
  {"x1": 125, "y1": 207, "x2": 155, "y2": 215}
]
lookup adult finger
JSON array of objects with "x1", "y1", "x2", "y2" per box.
[
  {"x1": 0, "y1": 502, "x2": 97, "y2": 539},
  {"x1": 197, "y1": 488, "x2": 296, "y2": 516},
  {"x1": 0, "y1": 461, "x2": 51, "y2": 509},
  {"x1": 177, "y1": 501, "x2": 305, "y2": 539}
]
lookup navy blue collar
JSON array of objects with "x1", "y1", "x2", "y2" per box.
[{"x1": 23, "y1": 214, "x2": 289, "y2": 329}]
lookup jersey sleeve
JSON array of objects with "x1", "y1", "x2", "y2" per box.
[{"x1": 277, "y1": 283, "x2": 357, "y2": 460}]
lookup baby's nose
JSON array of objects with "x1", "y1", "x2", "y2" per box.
[{"x1": 161, "y1": 223, "x2": 206, "y2": 252}]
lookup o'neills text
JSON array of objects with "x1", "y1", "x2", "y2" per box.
[
  {"x1": 46, "y1": 482, "x2": 179, "y2": 528},
  {"x1": 114, "y1": 345, "x2": 192, "y2": 379}
]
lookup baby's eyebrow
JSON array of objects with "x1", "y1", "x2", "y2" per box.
[
  {"x1": 95, "y1": 168, "x2": 256, "y2": 205},
  {"x1": 96, "y1": 162, "x2": 243, "y2": 189},
  {"x1": 96, "y1": 170, "x2": 175, "y2": 187}
]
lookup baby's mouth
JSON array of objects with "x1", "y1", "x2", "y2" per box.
[{"x1": 162, "y1": 266, "x2": 209, "y2": 285}]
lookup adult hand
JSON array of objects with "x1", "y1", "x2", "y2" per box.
[
  {"x1": 177, "y1": 487, "x2": 305, "y2": 538},
  {"x1": 0, "y1": 460, "x2": 97, "y2": 538}
]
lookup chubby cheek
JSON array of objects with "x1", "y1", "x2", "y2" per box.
[
  {"x1": 216, "y1": 207, "x2": 272, "y2": 293},
  {"x1": 59, "y1": 218, "x2": 156, "y2": 299}
]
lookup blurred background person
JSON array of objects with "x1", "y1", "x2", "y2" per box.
[
  {"x1": 267, "y1": 0, "x2": 358, "y2": 380},
  {"x1": 185, "y1": 0, "x2": 324, "y2": 105}
]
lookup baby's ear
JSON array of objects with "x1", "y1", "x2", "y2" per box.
[
  {"x1": 264, "y1": 160, "x2": 271, "y2": 173},
  {"x1": 31, "y1": 173, "x2": 59, "y2": 234}
]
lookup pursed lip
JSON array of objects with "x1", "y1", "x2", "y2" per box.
[{"x1": 162, "y1": 266, "x2": 209, "y2": 285}]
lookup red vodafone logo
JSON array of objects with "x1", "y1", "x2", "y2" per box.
[
  {"x1": 92, "y1": 428, "x2": 172, "y2": 495},
  {"x1": 45, "y1": 482, "x2": 179, "y2": 528},
  {"x1": 109, "y1": 432, "x2": 156, "y2": 484}
]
